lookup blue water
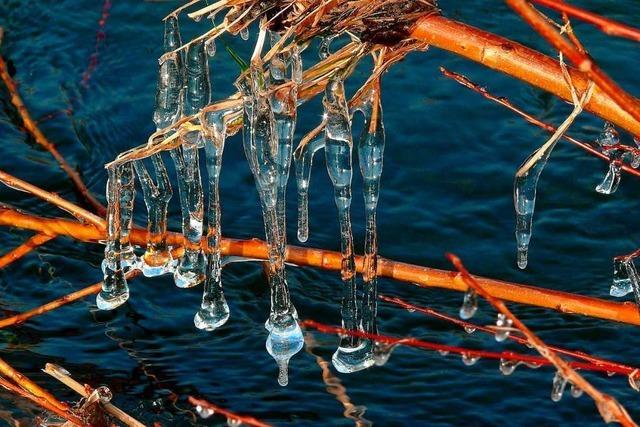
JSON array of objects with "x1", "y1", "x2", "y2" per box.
[{"x1": 1, "y1": 0, "x2": 639, "y2": 425}]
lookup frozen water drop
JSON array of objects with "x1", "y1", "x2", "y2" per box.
[
  {"x1": 494, "y1": 313, "x2": 513, "y2": 342},
  {"x1": 459, "y1": 288, "x2": 478, "y2": 320},
  {"x1": 205, "y1": 37, "x2": 217, "y2": 57},
  {"x1": 196, "y1": 405, "x2": 214, "y2": 419},
  {"x1": 240, "y1": 27, "x2": 249, "y2": 40},
  {"x1": 438, "y1": 350, "x2": 450, "y2": 356},
  {"x1": 551, "y1": 371, "x2": 568, "y2": 402},
  {"x1": 610, "y1": 257, "x2": 633, "y2": 297},
  {"x1": 95, "y1": 386, "x2": 112, "y2": 403},
  {"x1": 499, "y1": 359, "x2": 519, "y2": 375},
  {"x1": 595, "y1": 162, "x2": 621, "y2": 194},
  {"x1": 227, "y1": 418, "x2": 243, "y2": 427},
  {"x1": 464, "y1": 325, "x2": 476, "y2": 334},
  {"x1": 570, "y1": 383, "x2": 583, "y2": 398},
  {"x1": 462, "y1": 353, "x2": 480, "y2": 366}
]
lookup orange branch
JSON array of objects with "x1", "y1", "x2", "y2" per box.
[
  {"x1": 0, "y1": 377, "x2": 86, "y2": 427},
  {"x1": 0, "y1": 358, "x2": 69, "y2": 412},
  {"x1": 505, "y1": 0, "x2": 640, "y2": 129},
  {"x1": 0, "y1": 233, "x2": 56, "y2": 269},
  {"x1": 410, "y1": 15, "x2": 640, "y2": 136},
  {"x1": 530, "y1": 0, "x2": 640, "y2": 42},
  {"x1": 0, "y1": 54, "x2": 105, "y2": 216},
  {"x1": 0, "y1": 208, "x2": 639, "y2": 326}
]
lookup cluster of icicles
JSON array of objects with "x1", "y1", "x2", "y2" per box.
[
  {"x1": 100, "y1": 17, "x2": 386, "y2": 386},
  {"x1": 513, "y1": 120, "x2": 640, "y2": 302}
]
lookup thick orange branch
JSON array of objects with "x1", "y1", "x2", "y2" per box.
[
  {"x1": 1, "y1": 207, "x2": 638, "y2": 326},
  {"x1": 411, "y1": 15, "x2": 640, "y2": 137}
]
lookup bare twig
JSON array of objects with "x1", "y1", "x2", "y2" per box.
[
  {"x1": 0, "y1": 54, "x2": 105, "y2": 215},
  {"x1": 0, "y1": 358, "x2": 69, "y2": 412},
  {"x1": 0, "y1": 233, "x2": 56, "y2": 269}
]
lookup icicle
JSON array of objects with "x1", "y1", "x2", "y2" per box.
[
  {"x1": 134, "y1": 154, "x2": 174, "y2": 277},
  {"x1": 551, "y1": 371, "x2": 568, "y2": 402},
  {"x1": 610, "y1": 257, "x2": 633, "y2": 297},
  {"x1": 171, "y1": 40, "x2": 209, "y2": 288},
  {"x1": 459, "y1": 288, "x2": 478, "y2": 320},
  {"x1": 353, "y1": 82, "x2": 385, "y2": 369},
  {"x1": 294, "y1": 134, "x2": 324, "y2": 243},
  {"x1": 623, "y1": 258, "x2": 640, "y2": 312},
  {"x1": 97, "y1": 166, "x2": 130, "y2": 310},
  {"x1": 194, "y1": 110, "x2": 232, "y2": 330},
  {"x1": 270, "y1": 47, "x2": 298, "y2": 258},
  {"x1": 499, "y1": 359, "x2": 519, "y2": 375},
  {"x1": 595, "y1": 122, "x2": 622, "y2": 194},
  {"x1": 291, "y1": 45, "x2": 303, "y2": 84},
  {"x1": 494, "y1": 313, "x2": 513, "y2": 342},
  {"x1": 324, "y1": 76, "x2": 371, "y2": 373},
  {"x1": 595, "y1": 161, "x2": 622, "y2": 194},
  {"x1": 205, "y1": 37, "x2": 217, "y2": 57},
  {"x1": 513, "y1": 118, "x2": 568, "y2": 269},
  {"x1": 118, "y1": 162, "x2": 138, "y2": 269},
  {"x1": 461, "y1": 353, "x2": 480, "y2": 366},
  {"x1": 237, "y1": 41, "x2": 302, "y2": 385},
  {"x1": 570, "y1": 383, "x2": 583, "y2": 398}
]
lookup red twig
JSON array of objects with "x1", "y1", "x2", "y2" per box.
[
  {"x1": 530, "y1": 0, "x2": 640, "y2": 42},
  {"x1": 505, "y1": 0, "x2": 640, "y2": 131},
  {"x1": 81, "y1": 0, "x2": 112, "y2": 88},
  {"x1": 379, "y1": 295, "x2": 640, "y2": 379},
  {"x1": 300, "y1": 320, "x2": 630, "y2": 376},
  {"x1": 440, "y1": 67, "x2": 640, "y2": 178},
  {"x1": 187, "y1": 396, "x2": 272, "y2": 427}
]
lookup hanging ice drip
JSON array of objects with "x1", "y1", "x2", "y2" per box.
[
  {"x1": 194, "y1": 108, "x2": 234, "y2": 330},
  {"x1": 237, "y1": 28, "x2": 303, "y2": 386},
  {"x1": 171, "y1": 38, "x2": 208, "y2": 288},
  {"x1": 97, "y1": 166, "x2": 131, "y2": 310},
  {"x1": 324, "y1": 75, "x2": 373, "y2": 373}
]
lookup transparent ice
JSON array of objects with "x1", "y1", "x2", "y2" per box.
[
  {"x1": 551, "y1": 371, "x2": 568, "y2": 402},
  {"x1": 459, "y1": 288, "x2": 478, "y2": 320},
  {"x1": 610, "y1": 257, "x2": 633, "y2": 297}
]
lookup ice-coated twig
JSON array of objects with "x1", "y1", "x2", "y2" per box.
[
  {"x1": 447, "y1": 253, "x2": 636, "y2": 426},
  {"x1": 514, "y1": 60, "x2": 594, "y2": 269},
  {"x1": 43, "y1": 363, "x2": 145, "y2": 427},
  {"x1": 134, "y1": 154, "x2": 174, "y2": 277},
  {"x1": 97, "y1": 166, "x2": 130, "y2": 310}
]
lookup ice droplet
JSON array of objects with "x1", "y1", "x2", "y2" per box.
[
  {"x1": 596, "y1": 162, "x2": 622, "y2": 194},
  {"x1": 551, "y1": 371, "x2": 568, "y2": 402},
  {"x1": 227, "y1": 418, "x2": 243, "y2": 427},
  {"x1": 240, "y1": 27, "x2": 249, "y2": 40},
  {"x1": 462, "y1": 353, "x2": 480, "y2": 366},
  {"x1": 438, "y1": 350, "x2": 450, "y2": 356},
  {"x1": 570, "y1": 383, "x2": 583, "y2": 398},
  {"x1": 205, "y1": 37, "x2": 217, "y2": 57},
  {"x1": 196, "y1": 405, "x2": 214, "y2": 419},
  {"x1": 499, "y1": 359, "x2": 519, "y2": 375},
  {"x1": 464, "y1": 325, "x2": 476, "y2": 334},
  {"x1": 459, "y1": 288, "x2": 478, "y2": 320},
  {"x1": 610, "y1": 257, "x2": 633, "y2": 297},
  {"x1": 95, "y1": 386, "x2": 112, "y2": 403},
  {"x1": 494, "y1": 313, "x2": 513, "y2": 342}
]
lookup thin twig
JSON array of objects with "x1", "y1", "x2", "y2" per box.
[
  {"x1": 447, "y1": 253, "x2": 636, "y2": 426},
  {"x1": 439, "y1": 67, "x2": 640, "y2": 179},
  {"x1": 0, "y1": 53, "x2": 105, "y2": 216},
  {"x1": 0, "y1": 170, "x2": 105, "y2": 229},
  {"x1": 0, "y1": 233, "x2": 56, "y2": 269},
  {"x1": 0, "y1": 358, "x2": 69, "y2": 412}
]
